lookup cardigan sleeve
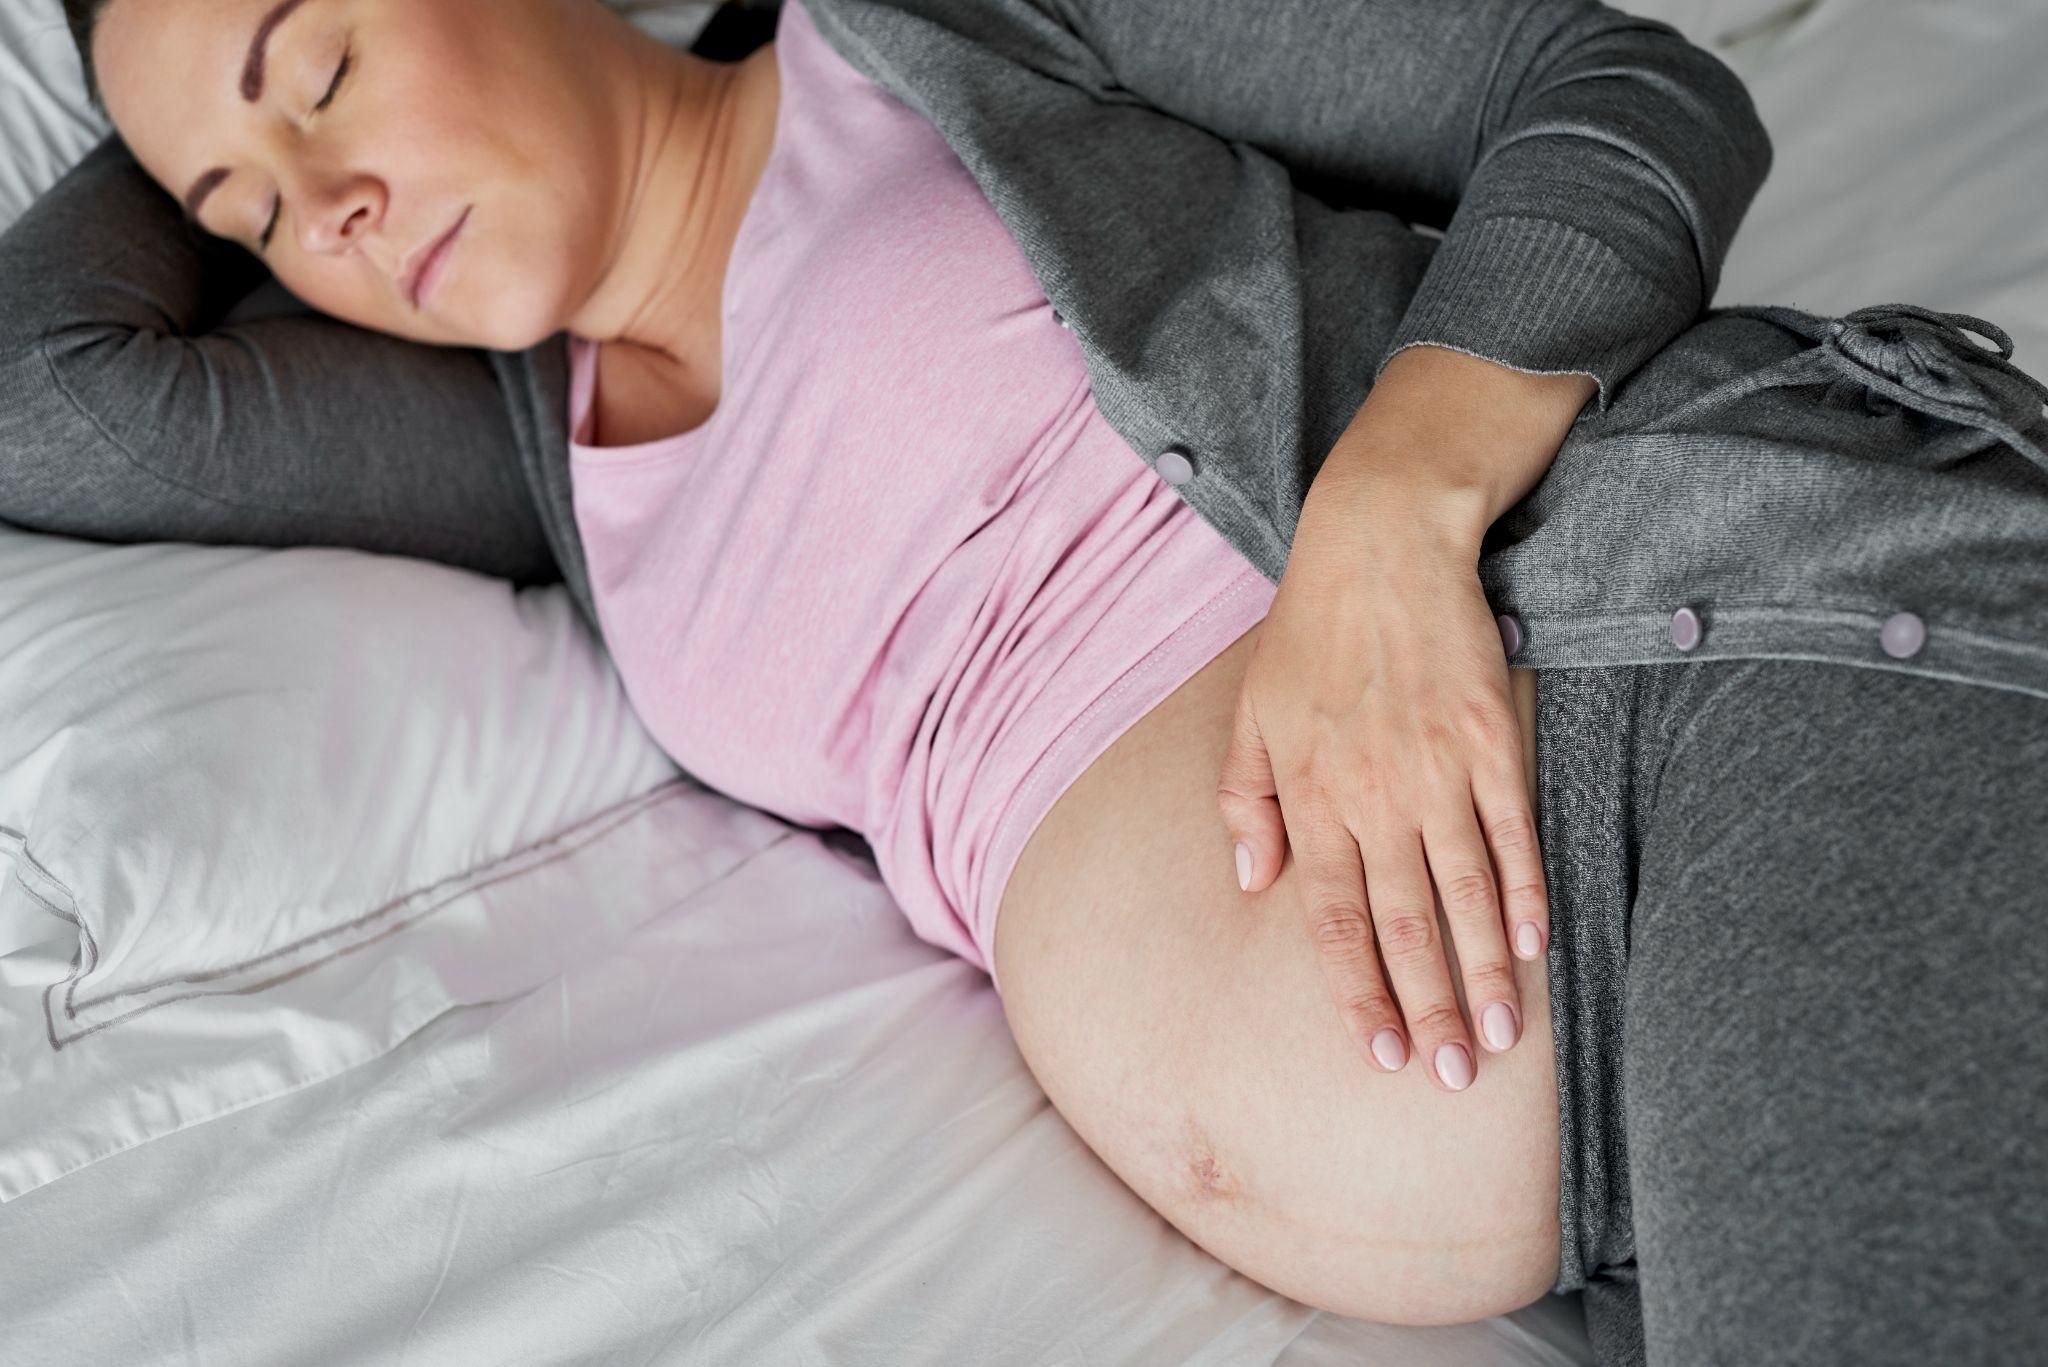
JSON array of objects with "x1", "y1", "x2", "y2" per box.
[{"x1": 1043, "y1": 0, "x2": 1774, "y2": 410}]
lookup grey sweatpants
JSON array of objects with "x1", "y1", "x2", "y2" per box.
[{"x1": 1536, "y1": 656, "x2": 2048, "y2": 1365}]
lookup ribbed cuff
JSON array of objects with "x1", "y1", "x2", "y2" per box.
[{"x1": 1376, "y1": 215, "x2": 1703, "y2": 413}]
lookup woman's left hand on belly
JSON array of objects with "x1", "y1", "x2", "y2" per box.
[{"x1": 1217, "y1": 344, "x2": 1594, "y2": 1093}]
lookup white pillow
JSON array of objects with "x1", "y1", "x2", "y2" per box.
[
  {"x1": 0, "y1": 530, "x2": 794, "y2": 1202},
  {"x1": 0, "y1": 0, "x2": 111, "y2": 229}
]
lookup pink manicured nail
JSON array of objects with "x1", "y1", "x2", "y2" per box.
[
  {"x1": 1234, "y1": 841, "x2": 1252, "y2": 891},
  {"x1": 1368, "y1": 1028, "x2": 1407, "y2": 1072},
  {"x1": 1481, "y1": 1001, "x2": 1519, "y2": 1051},
  {"x1": 1435, "y1": 1042, "x2": 1474, "y2": 1090},
  {"x1": 1516, "y1": 922, "x2": 1543, "y2": 958}
]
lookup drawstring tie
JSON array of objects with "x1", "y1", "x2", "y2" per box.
[{"x1": 1715, "y1": 302, "x2": 2048, "y2": 472}]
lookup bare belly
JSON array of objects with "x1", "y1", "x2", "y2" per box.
[{"x1": 990, "y1": 617, "x2": 1560, "y2": 1326}]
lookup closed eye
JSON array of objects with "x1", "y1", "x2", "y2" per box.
[{"x1": 314, "y1": 46, "x2": 352, "y2": 115}]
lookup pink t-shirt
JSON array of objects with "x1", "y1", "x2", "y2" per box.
[{"x1": 567, "y1": 0, "x2": 1275, "y2": 990}]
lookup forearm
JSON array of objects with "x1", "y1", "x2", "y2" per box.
[{"x1": 1302, "y1": 345, "x2": 1597, "y2": 554}]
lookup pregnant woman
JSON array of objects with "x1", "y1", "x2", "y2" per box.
[{"x1": 5, "y1": 0, "x2": 2044, "y2": 1362}]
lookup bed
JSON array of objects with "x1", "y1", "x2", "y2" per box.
[{"x1": 3, "y1": 1, "x2": 2043, "y2": 1362}]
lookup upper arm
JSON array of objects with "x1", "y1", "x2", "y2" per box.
[
  {"x1": 1042, "y1": 0, "x2": 1506, "y2": 220},
  {"x1": 1040, "y1": 0, "x2": 1771, "y2": 247},
  {"x1": 1034, "y1": 0, "x2": 1772, "y2": 403}
]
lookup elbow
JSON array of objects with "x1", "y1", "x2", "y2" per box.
[
  {"x1": 1592, "y1": 11, "x2": 1777, "y2": 291},
  {"x1": 1635, "y1": 9, "x2": 1775, "y2": 207},
  {"x1": 1685, "y1": 37, "x2": 1775, "y2": 214},
  {"x1": 0, "y1": 327, "x2": 114, "y2": 532},
  {"x1": 1682, "y1": 39, "x2": 1776, "y2": 300},
  {"x1": 1519, "y1": 5, "x2": 1778, "y2": 255}
]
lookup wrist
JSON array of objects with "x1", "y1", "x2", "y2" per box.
[
  {"x1": 1296, "y1": 465, "x2": 1492, "y2": 573},
  {"x1": 1313, "y1": 344, "x2": 1597, "y2": 536}
]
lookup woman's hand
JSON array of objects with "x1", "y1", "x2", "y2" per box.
[{"x1": 1217, "y1": 345, "x2": 1595, "y2": 1092}]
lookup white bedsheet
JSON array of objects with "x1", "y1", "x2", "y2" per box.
[{"x1": 3, "y1": 1, "x2": 2044, "y2": 1363}]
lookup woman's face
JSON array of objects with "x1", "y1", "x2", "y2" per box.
[{"x1": 95, "y1": 0, "x2": 622, "y2": 351}]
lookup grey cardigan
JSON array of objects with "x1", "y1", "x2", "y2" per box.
[{"x1": 5, "y1": 0, "x2": 2047, "y2": 701}]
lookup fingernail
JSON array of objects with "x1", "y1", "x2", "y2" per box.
[
  {"x1": 1481, "y1": 1001, "x2": 1519, "y2": 1051},
  {"x1": 1435, "y1": 1042, "x2": 1473, "y2": 1091},
  {"x1": 1233, "y1": 841, "x2": 1252, "y2": 891},
  {"x1": 1516, "y1": 922, "x2": 1543, "y2": 958},
  {"x1": 1368, "y1": 1028, "x2": 1406, "y2": 1072}
]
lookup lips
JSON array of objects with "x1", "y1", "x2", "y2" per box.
[{"x1": 403, "y1": 206, "x2": 470, "y2": 309}]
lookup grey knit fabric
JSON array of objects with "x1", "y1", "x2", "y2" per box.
[
  {"x1": 1532, "y1": 666, "x2": 1643, "y2": 1301},
  {"x1": 1535, "y1": 656, "x2": 2048, "y2": 1365},
  {"x1": 1477, "y1": 303, "x2": 2048, "y2": 700},
  {"x1": 786, "y1": 0, "x2": 2048, "y2": 702}
]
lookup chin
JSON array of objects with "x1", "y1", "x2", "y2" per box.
[{"x1": 455, "y1": 285, "x2": 571, "y2": 354}]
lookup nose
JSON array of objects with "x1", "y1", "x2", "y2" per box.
[{"x1": 296, "y1": 171, "x2": 386, "y2": 258}]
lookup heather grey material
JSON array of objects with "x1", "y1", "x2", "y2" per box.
[
  {"x1": 1482, "y1": 301, "x2": 2048, "y2": 699},
  {"x1": 1534, "y1": 656, "x2": 2048, "y2": 1364},
  {"x1": 769, "y1": 0, "x2": 2048, "y2": 701}
]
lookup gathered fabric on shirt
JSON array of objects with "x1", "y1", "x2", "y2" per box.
[{"x1": 567, "y1": 0, "x2": 1273, "y2": 983}]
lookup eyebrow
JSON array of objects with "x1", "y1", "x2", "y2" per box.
[{"x1": 180, "y1": 0, "x2": 315, "y2": 228}]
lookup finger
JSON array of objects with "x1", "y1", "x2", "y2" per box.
[
  {"x1": 1216, "y1": 676, "x2": 1289, "y2": 895},
  {"x1": 1283, "y1": 794, "x2": 1407, "y2": 1074},
  {"x1": 1474, "y1": 763, "x2": 1549, "y2": 963},
  {"x1": 1359, "y1": 820, "x2": 1475, "y2": 1092},
  {"x1": 1422, "y1": 799, "x2": 1521, "y2": 1056}
]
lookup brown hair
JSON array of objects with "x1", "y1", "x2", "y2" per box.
[{"x1": 60, "y1": 0, "x2": 116, "y2": 112}]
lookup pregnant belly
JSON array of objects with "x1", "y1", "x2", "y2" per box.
[{"x1": 990, "y1": 619, "x2": 1561, "y2": 1326}]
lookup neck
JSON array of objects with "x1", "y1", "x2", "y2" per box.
[{"x1": 566, "y1": 30, "x2": 776, "y2": 371}]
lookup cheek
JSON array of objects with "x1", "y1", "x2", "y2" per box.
[
  {"x1": 459, "y1": 207, "x2": 589, "y2": 351},
  {"x1": 274, "y1": 261, "x2": 406, "y2": 336}
]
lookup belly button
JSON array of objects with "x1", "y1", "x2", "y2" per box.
[
  {"x1": 1189, "y1": 1152, "x2": 1236, "y2": 1199},
  {"x1": 1180, "y1": 1115, "x2": 1242, "y2": 1203}
]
